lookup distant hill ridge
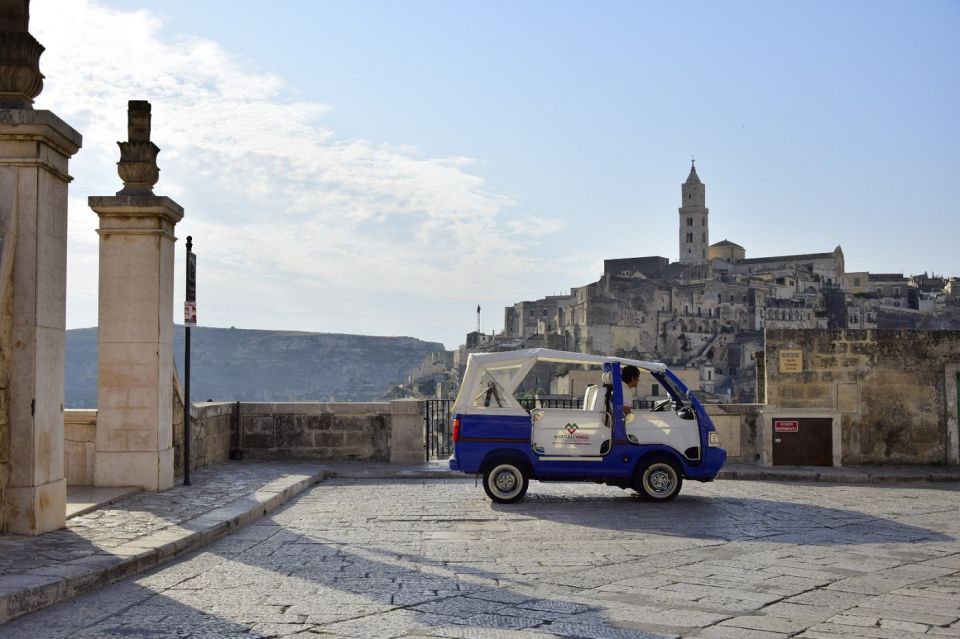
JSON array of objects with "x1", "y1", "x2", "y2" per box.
[{"x1": 65, "y1": 326, "x2": 445, "y2": 408}]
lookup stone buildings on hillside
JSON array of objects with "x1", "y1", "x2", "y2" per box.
[{"x1": 401, "y1": 162, "x2": 959, "y2": 403}]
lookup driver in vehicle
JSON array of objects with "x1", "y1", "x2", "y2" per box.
[{"x1": 621, "y1": 365, "x2": 640, "y2": 415}]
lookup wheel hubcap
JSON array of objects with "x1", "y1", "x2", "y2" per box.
[
  {"x1": 648, "y1": 467, "x2": 674, "y2": 494},
  {"x1": 495, "y1": 471, "x2": 517, "y2": 493}
]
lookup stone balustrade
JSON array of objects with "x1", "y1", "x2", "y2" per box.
[{"x1": 64, "y1": 399, "x2": 425, "y2": 485}]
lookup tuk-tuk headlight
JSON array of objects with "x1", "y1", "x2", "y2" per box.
[{"x1": 708, "y1": 431, "x2": 721, "y2": 447}]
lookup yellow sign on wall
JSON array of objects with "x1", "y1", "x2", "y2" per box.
[{"x1": 779, "y1": 349, "x2": 803, "y2": 373}]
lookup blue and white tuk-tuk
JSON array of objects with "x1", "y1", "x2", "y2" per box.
[{"x1": 448, "y1": 348, "x2": 726, "y2": 502}]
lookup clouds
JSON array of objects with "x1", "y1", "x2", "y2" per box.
[{"x1": 32, "y1": 0, "x2": 567, "y2": 345}]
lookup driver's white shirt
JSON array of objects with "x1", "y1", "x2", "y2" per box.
[{"x1": 622, "y1": 382, "x2": 634, "y2": 408}]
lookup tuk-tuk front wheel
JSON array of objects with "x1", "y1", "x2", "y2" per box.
[
  {"x1": 483, "y1": 462, "x2": 529, "y2": 503},
  {"x1": 635, "y1": 459, "x2": 682, "y2": 501}
]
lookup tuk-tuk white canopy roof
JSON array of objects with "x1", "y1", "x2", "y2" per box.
[
  {"x1": 453, "y1": 348, "x2": 667, "y2": 414},
  {"x1": 464, "y1": 348, "x2": 666, "y2": 371}
]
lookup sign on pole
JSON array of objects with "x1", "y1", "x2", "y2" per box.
[
  {"x1": 184, "y1": 236, "x2": 195, "y2": 486},
  {"x1": 185, "y1": 247, "x2": 197, "y2": 326}
]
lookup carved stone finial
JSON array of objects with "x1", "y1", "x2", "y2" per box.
[
  {"x1": 0, "y1": 0, "x2": 44, "y2": 109},
  {"x1": 116, "y1": 100, "x2": 160, "y2": 195}
]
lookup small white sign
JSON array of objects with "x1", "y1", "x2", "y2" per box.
[{"x1": 184, "y1": 301, "x2": 197, "y2": 326}]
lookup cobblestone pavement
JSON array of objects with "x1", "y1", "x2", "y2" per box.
[
  {"x1": 4, "y1": 477, "x2": 959, "y2": 639},
  {"x1": 0, "y1": 460, "x2": 325, "y2": 623}
]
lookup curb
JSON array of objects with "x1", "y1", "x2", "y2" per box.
[
  {"x1": 0, "y1": 469, "x2": 329, "y2": 625},
  {"x1": 716, "y1": 468, "x2": 960, "y2": 483},
  {"x1": 326, "y1": 469, "x2": 464, "y2": 480}
]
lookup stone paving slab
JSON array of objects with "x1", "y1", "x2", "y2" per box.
[
  {"x1": 0, "y1": 459, "x2": 958, "y2": 627},
  {"x1": 0, "y1": 460, "x2": 326, "y2": 624},
  {"x1": 4, "y1": 475, "x2": 957, "y2": 639},
  {"x1": 65, "y1": 486, "x2": 141, "y2": 519},
  {"x1": 720, "y1": 464, "x2": 960, "y2": 483}
]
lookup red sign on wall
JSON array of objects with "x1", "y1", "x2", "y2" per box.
[{"x1": 774, "y1": 420, "x2": 799, "y2": 433}]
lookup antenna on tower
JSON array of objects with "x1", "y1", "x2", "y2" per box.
[{"x1": 476, "y1": 305, "x2": 481, "y2": 333}]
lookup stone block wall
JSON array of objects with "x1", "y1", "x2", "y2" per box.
[
  {"x1": 62, "y1": 397, "x2": 425, "y2": 487},
  {"x1": 172, "y1": 400, "x2": 231, "y2": 477},
  {"x1": 706, "y1": 404, "x2": 763, "y2": 463},
  {"x1": 765, "y1": 329, "x2": 960, "y2": 465},
  {"x1": 64, "y1": 410, "x2": 97, "y2": 485},
  {"x1": 238, "y1": 402, "x2": 392, "y2": 461}
]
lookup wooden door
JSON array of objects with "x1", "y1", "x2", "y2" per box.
[
  {"x1": 772, "y1": 418, "x2": 832, "y2": 466},
  {"x1": 772, "y1": 419, "x2": 802, "y2": 465}
]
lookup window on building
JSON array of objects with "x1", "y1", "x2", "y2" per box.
[
  {"x1": 854, "y1": 277, "x2": 861, "y2": 286},
  {"x1": 687, "y1": 217, "x2": 693, "y2": 226},
  {"x1": 651, "y1": 384, "x2": 660, "y2": 397},
  {"x1": 876, "y1": 287, "x2": 883, "y2": 295},
  {"x1": 686, "y1": 232, "x2": 693, "y2": 242},
  {"x1": 893, "y1": 286, "x2": 901, "y2": 296},
  {"x1": 702, "y1": 233, "x2": 706, "y2": 242}
]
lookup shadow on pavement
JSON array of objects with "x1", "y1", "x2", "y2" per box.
[
  {"x1": 2, "y1": 521, "x2": 669, "y2": 639},
  {"x1": 492, "y1": 493, "x2": 955, "y2": 545}
]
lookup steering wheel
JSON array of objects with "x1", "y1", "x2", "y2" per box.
[{"x1": 651, "y1": 399, "x2": 672, "y2": 412}]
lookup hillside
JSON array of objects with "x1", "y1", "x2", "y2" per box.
[{"x1": 65, "y1": 326, "x2": 445, "y2": 408}]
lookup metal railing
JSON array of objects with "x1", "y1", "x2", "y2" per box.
[
  {"x1": 517, "y1": 397, "x2": 583, "y2": 411},
  {"x1": 422, "y1": 399, "x2": 454, "y2": 461}
]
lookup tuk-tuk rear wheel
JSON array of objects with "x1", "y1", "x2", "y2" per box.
[{"x1": 482, "y1": 462, "x2": 529, "y2": 503}]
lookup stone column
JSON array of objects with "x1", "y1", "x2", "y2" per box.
[
  {"x1": 0, "y1": 0, "x2": 82, "y2": 534},
  {"x1": 90, "y1": 101, "x2": 182, "y2": 491},
  {"x1": 388, "y1": 400, "x2": 425, "y2": 464}
]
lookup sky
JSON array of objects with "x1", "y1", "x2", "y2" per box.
[{"x1": 30, "y1": 0, "x2": 960, "y2": 350}]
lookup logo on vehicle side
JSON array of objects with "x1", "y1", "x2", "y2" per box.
[{"x1": 565, "y1": 423, "x2": 578, "y2": 434}]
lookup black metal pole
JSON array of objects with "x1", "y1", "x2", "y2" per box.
[{"x1": 184, "y1": 235, "x2": 192, "y2": 486}]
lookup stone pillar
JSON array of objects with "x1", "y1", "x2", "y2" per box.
[
  {"x1": 0, "y1": 0, "x2": 82, "y2": 534},
  {"x1": 90, "y1": 101, "x2": 182, "y2": 491},
  {"x1": 388, "y1": 400, "x2": 425, "y2": 464}
]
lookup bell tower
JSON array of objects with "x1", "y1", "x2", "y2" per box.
[{"x1": 678, "y1": 159, "x2": 709, "y2": 265}]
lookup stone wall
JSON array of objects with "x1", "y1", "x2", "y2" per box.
[
  {"x1": 64, "y1": 410, "x2": 97, "y2": 485},
  {"x1": 238, "y1": 402, "x2": 392, "y2": 461},
  {"x1": 62, "y1": 397, "x2": 425, "y2": 486},
  {"x1": 171, "y1": 386, "x2": 231, "y2": 477},
  {"x1": 233, "y1": 400, "x2": 423, "y2": 463},
  {"x1": 706, "y1": 404, "x2": 763, "y2": 463},
  {"x1": 765, "y1": 329, "x2": 960, "y2": 465}
]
